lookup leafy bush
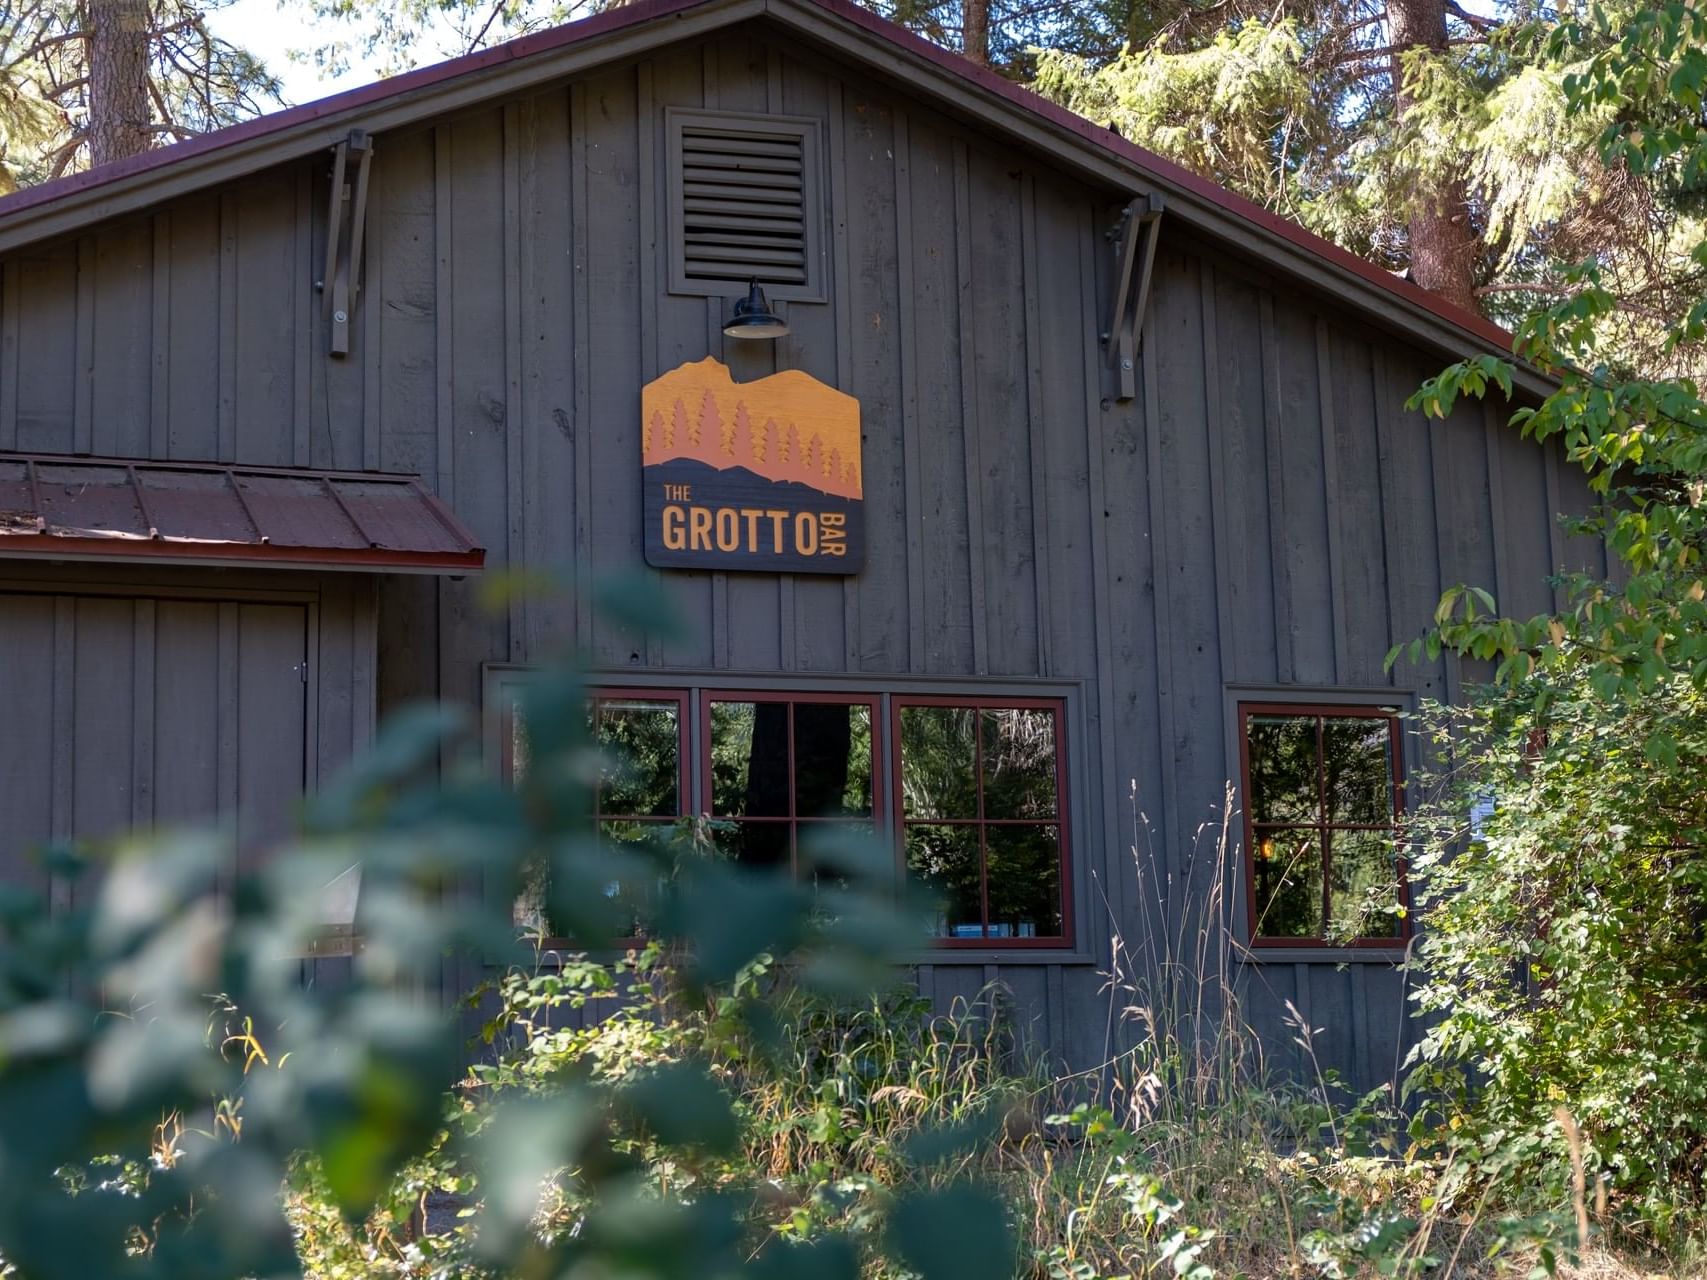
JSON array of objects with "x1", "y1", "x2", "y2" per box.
[{"x1": 1403, "y1": 676, "x2": 1707, "y2": 1240}]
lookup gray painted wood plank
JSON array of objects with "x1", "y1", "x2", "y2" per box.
[
  {"x1": 0, "y1": 594, "x2": 55, "y2": 890},
  {"x1": 1325, "y1": 329, "x2": 1391, "y2": 684},
  {"x1": 839, "y1": 89, "x2": 905, "y2": 672},
  {"x1": 73, "y1": 236, "x2": 94, "y2": 454},
  {"x1": 90, "y1": 222, "x2": 151, "y2": 457},
  {"x1": 152, "y1": 600, "x2": 221, "y2": 828},
  {"x1": 1021, "y1": 174, "x2": 1051, "y2": 678},
  {"x1": 1210, "y1": 271, "x2": 1278, "y2": 684},
  {"x1": 503, "y1": 102, "x2": 527, "y2": 663},
  {"x1": 953, "y1": 140, "x2": 988, "y2": 675},
  {"x1": 130, "y1": 599, "x2": 156, "y2": 828},
  {"x1": 217, "y1": 192, "x2": 238, "y2": 461},
  {"x1": 167, "y1": 197, "x2": 220, "y2": 460},
  {"x1": 569, "y1": 83, "x2": 595, "y2": 654},
  {"x1": 518, "y1": 87, "x2": 577, "y2": 659},
  {"x1": 1314, "y1": 317, "x2": 1350, "y2": 682},
  {"x1": 0, "y1": 263, "x2": 16, "y2": 450},
  {"x1": 904, "y1": 122, "x2": 973, "y2": 673},
  {"x1": 14, "y1": 251, "x2": 76, "y2": 452},
  {"x1": 149, "y1": 214, "x2": 170, "y2": 457},
  {"x1": 1258, "y1": 295, "x2": 1294, "y2": 683},
  {"x1": 293, "y1": 165, "x2": 312, "y2": 466},
  {"x1": 49, "y1": 595, "x2": 75, "y2": 914},
  {"x1": 892, "y1": 114, "x2": 925, "y2": 672},
  {"x1": 236, "y1": 603, "x2": 308, "y2": 867},
  {"x1": 1371, "y1": 345, "x2": 1446, "y2": 701}
]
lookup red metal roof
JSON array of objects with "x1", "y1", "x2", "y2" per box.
[
  {"x1": 0, "y1": 455, "x2": 484, "y2": 574},
  {"x1": 0, "y1": 0, "x2": 1514, "y2": 359}
]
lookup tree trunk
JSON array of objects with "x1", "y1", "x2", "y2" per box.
[
  {"x1": 1387, "y1": 0, "x2": 1479, "y2": 314},
  {"x1": 962, "y1": 0, "x2": 990, "y2": 65},
  {"x1": 87, "y1": 0, "x2": 151, "y2": 166}
]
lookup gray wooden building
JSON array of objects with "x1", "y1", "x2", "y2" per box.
[{"x1": 0, "y1": 0, "x2": 1587, "y2": 1093}]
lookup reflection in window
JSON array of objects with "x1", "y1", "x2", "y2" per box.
[
  {"x1": 899, "y1": 702, "x2": 1064, "y2": 941},
  {"x1": 511, "y1": 693, "x2": 685, "y2": 939},
  {"x1": 706, "y1": 697, "x2": 875, "y2": 876},
  {"x1": 1241, "y1": 706, "x2": 1404, "y2": 944}
]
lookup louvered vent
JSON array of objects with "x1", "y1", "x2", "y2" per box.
[{"x1": 669, "y1": 110, "x2": 822, "y2": 298}]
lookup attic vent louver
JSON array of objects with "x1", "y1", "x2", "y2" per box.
[{"x1": 667, "y1": 109, "x2": 824, "y2": 300}]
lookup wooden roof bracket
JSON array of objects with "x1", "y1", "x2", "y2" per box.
[
  {"x1": 319, "y1": 129, "x2": 374, "y2": 358},
  {"x1": 1102, "y1": 192, "x2": 1164, "y2": 402}
]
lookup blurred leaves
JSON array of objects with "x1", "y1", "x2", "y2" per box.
[{"x1": 0, "y1": 571, "x2": 1014, "y2": 1280}]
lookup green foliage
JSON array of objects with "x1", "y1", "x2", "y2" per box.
[
  {"x1": 1390, "y1": 3, "x2": 1707, "y2": 1249},
  {"x1": 1401, "y1": 680, "x2": 1707, "y2": 1238}
]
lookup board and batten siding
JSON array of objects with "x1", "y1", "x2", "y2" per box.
[
  {"x1": 0, "y1": 564, "x2": 376, "y2": 1001},
  {"x1": 0, "y1": 26, "x2": 1597, "y2": 1090}
]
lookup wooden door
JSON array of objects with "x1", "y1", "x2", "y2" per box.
[{"x1": 0, "y1": 590, "x2": 310, "y2": 907}]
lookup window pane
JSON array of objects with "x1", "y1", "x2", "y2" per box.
[
  {"x1": 899, "y1": 705, "x2": 978, "y2": 818},
  {"x1": 905, "y1": 823, "x2": 982, "y2": 937},
  {"x1": 710, "y1": 701, "x2": 790, "y2": 817},
  {"x1": 981, "y1": 708, "x2": 1057, "y2": 820},
  {"x1": 794, "y1": 702, "x2": 873, "y2": 817},
  {"x1": 1323, "y1": 717, "x2": 1394, "y2": 824},
  {"x1": 711, "y1": 819, "x2": 791, "y2": 871},
  {"x1": 1329, "y1": 829, "x2": 1403, "y2": 939},
  {"x1": 595, "y1": 699, "x2": 680, "y2": 817},
  {"x1": 1248, "y1": 715, "x2": 1319, "y2": 824},
  {"x1": 985, "y1": 825, "x2": 1061, "y2": 938},
  {"x1": 1251, "y1": 828, "x2": 1323, "y2": 938},
  {"x1": 800, "y1": 819, "x2": 876, "y2": 889}
]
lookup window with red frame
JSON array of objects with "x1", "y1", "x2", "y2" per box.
[
  {"x1": 895, "y1": 699, "x2": 1068, "y2": 944},
  {"x1": 703, "y1": 694, "x2": 878, "y2": 875},
  {"x1": 1238, "y1": 704, "x2": 1406, "y2": 945},
  {"x1": 509, "y1": 689, "x2": 688, "y2": 938},
  {"x1": 499, "y1": 681, "x2": 1073, "y2": 948}
]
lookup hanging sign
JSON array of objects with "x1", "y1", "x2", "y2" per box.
[{"x1": 642, "y1": 358, "x2": 864, "y2": 574}]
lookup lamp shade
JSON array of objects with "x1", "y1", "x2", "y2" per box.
[{"x1": 722, "y1": 281, "x2": 790, "y2": 339}]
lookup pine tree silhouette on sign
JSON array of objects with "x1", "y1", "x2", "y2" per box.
[
  {"x1": 731, "y1": 402, "x2": 754, "y2": 466},
  {"x1": 673, "y1": 397, "x2": 693, "y2": 455},
  {"x1": 804, "y1": 434, "x2": 824, "y2": 490},
  {"x1": 826, "y1": 447, "x2": 843, "y2": 496},
  {"x1": 784, "y1": 424, "x2": 801, "y2": 478},
  {"x1": 697, "y1": 390, "x2": 723, "y2": 465},
  {"x1": 758, "y1": 417, "x2": 777, "y2": 467},
  {"x1": 844, "y1": 458, "x2": 860, "y2": 497},
  {"x1": 646, "y1": 409, "x2": 666, "y2": 461}
]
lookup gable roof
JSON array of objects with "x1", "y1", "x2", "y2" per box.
[{"x1": 0, "y1": 0, "x2": 1534, "y2": 391}]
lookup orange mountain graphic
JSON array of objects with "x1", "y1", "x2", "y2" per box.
[{"x1": 642, "y1": 357, "x2": 862, "y2": 500}]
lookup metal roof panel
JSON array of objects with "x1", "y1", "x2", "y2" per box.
[{"x1": 0, "y1": 454, "x2": 484, "y2": 574}]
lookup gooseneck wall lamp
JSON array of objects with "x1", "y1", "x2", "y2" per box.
[{"x1": 721, "y1": 281, "x2": 790, "y2": 340}]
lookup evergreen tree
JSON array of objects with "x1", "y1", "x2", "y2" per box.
[{"x1": 0, "y1": 0, "x2": 281, "y2": 185}]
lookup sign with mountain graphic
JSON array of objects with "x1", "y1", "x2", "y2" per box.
[{"x1": 642, "y1": 358, "x2": 864, "y2": 574}]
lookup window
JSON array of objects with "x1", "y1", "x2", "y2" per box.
[
  {"x1": 896, "y1": 699, "x2": 1069, "y2": 945},
  {"x1": 509, "y1": 689, "x2": 687, "y2": 939},
  {"x1": 1238, "y1": 703, "x2": 1407, "y2": 946},
  {"x1": 495, "y1": 677, "x2": 1074, "y2": 950},
  {"x1": 704, "y1": 694, "x2": 877, "y2": 875},
  {"x1": 666, "y1": 108, "x2": 824, "y2": 300}
]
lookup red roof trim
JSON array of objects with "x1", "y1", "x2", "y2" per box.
[
  {"x1": 0, "y1": 0, "x2": 1514, "y2": 354},
  {"x1": 0, "y1": 453, "x2": 484, "y2": 575}
]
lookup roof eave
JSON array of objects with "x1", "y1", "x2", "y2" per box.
[{"x1": 0, "y1": 0, "x2": 762, "y2": 257}]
